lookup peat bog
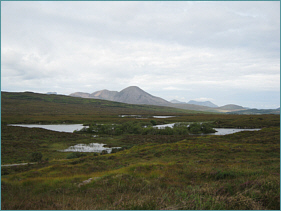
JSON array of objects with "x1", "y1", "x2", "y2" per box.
[{"x1": 1, "y1": 92, "x2": 280, "y2": 210}]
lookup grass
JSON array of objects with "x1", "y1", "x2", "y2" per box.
[
  {"x1": 1, "y1": 91, "x2": 280, "y2": 210},
  {"x1": 2, "y1": 126, "x2": 279, "y2": 209}
]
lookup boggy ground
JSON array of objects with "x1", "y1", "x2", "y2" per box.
[
  {"x1": 1, "y1": 126, "x2": 279, "y2": 210},
  {"x1": 1, "y1": 92, "x2": 280, "y2": 209}
]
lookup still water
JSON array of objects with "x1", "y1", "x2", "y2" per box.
[
  {"x1": 8, "y1": 123, "x2": 260, "y2": 153},
  {"x1": 61, "y1": 143, "x2": 121, "y2": 153},
  {"x1": 152, "y1": 116, "x2": 175, "y2": 118},
  {"x1": 119, "y1": 115, "x2": 175, "y2": 118},
  {"x1": 8, "y1": 124, "x2": 88, "y2": 133},
  {"x1": 153, "y1": 123, "x2": 260, "y2": 135},
  {"x1": 210, "y1": 128, "x2": 260, "y2": 135},
  {"x1": 9, "y1": 123, "x2": 260, "y2": 136}
]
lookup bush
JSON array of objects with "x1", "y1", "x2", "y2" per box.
[
  {"x1": 201, "y1": 123, "x2": 217, "y2": 133},
  {"x1": 30, "y1": 152, "x2": 43, "y2": 162},
  {"x1": 150, "y1": 120, "x2": 157, "y2": 126},
  {"x1": 189, "y1": 123, "x2": 217, "y2": 134},
  {"x1": 66, "y1": 152, "x2": 87, "y2": 159},
  {"x1": 101, "y1": 150, "x2": 108, "y2": 155},
  {"x1": 189, "y1": 123, "x2": 202, "y2": 134}
]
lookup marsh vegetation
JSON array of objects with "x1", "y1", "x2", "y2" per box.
[{"x1": 1, "y1": 92, "x2": 280, "y2": 210}]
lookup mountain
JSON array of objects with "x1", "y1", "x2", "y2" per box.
[
  {"x1": 215, "y1": 104, "x2": 246, "y2": 112},
  {"x1": 70, "y1": 86, "x2": 170, "y2": 106},
  {"x1": 170, "y1": 99, "x2": 186, "y2": 104},
  {"x1": 90, "y1": 89, "x2": 118, "y2": 101},
  {"x1": 168, "y1": 102, "x2": 217, "y2": 112},
  {"x1": 70, "y1": 92, "x2": 91, "y2": 98},
  {"x1": 187, "y1": 100, "x2": 218, "y2": 108},
  {"x1": 114, "y1": 86, "x2": 170, "y2": 105},
  {"x1": 170, "y1": 99, "x2": 219, "y2": 108},
  {"x1": 70, "y1": 86, "x2": 247, "y2": 113},
  {"x1": 227, "y1": 108, "x2": 280, "y2": 115}
]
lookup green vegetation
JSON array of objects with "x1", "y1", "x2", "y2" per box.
[
  {"x1": 76, "y1": 121, "x2": 216, "y2": 136},
  {"x1": 30, "y1": 152, "x2": 43, "y2": 162},
  {"x1": 1, "y1": 91, "x2": 280, "y2": 210},
  {"x1": 66, "y1": 152, "x2": 87, "y2": 159}
]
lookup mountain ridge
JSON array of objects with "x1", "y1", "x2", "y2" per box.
[
  {"x1": 70, "y1": 86, "x2": 249, "y2": 113},
  {"x1": 187, "y1": 100, "x2": 218, "y2": 108},
  {"x1": 170, "y1": 99, "x2": 218, "y2": 108},
  {"x1": 70, "y1": 86, "x2": 171, "y2": 106},
  {"x1": 69, "y1": 86, "x2": 279, "y2": 114}
]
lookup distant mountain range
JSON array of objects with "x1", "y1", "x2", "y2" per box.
[
  {"x1": 71, "y1": 86, "x2": 170, "y2": 106},
  {"x1": 170, "y1": 99, "x2": 218, "y2": 108},
  {"x1": 70, "y1": 86, "x2": 279, "y2": 114},
  {"x1": 227, "y1": 108, "x2": 280, "y2": 115}
]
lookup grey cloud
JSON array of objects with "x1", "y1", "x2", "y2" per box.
[{"x1": 1, "y1": 1, "x2": 279, "y2": 108}]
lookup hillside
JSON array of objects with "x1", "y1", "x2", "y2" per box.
[
  {"x1": 168, "y1": 102, "x2": 218, "y2": 112},
  {"x1": 170, "y1": 99, "x2": 219, "y2": 108},
  {"x1": 228, "y1": 108, "x2": 280, "y2": 115},
  {"x1": 214, "y1": 104, "x2": 246, "y2": 112},
  {"x1": 71, "y1": 86, "x2": 170, "y2": 106},
  {"x1": 187, "y1": 100, "x2": 218, "y2": 108},
  {"x1": 1, "y1": 91, "x2": 205, "y2": 124},
  {"x1": 1, "y1": 91, "x2": 280, "y2": 210},
  {"x1": 70, "y1": 86, "x2": 247, "y2": 113},
  {"x1": 70, "y1": 87, "x2": 279, "y2": 114},
  {"x1": 115, "y1": 86, "x2": 170, "y2": 105},
  {"x1": 90, "y1": 89, "x2": 118, "y2": 101}
]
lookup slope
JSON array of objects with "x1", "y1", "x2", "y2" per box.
[{"x1": 1, "y1": 91, "x2": 205, "y2": 124}]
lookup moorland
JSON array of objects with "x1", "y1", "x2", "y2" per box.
[{"x1": 1, "y1": 91, "x2": 280, "y2": 210}]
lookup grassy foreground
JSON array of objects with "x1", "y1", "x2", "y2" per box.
[
  {"x1": 1, "y1": 126, "x2": 279, "y2": 210},
  {"x1": 1, "y1": 92, "x2": 280, "y2": 209}
]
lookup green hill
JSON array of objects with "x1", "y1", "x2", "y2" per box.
[{"x1": 1, "y1": 91, "x2": 206, "y2": 124}]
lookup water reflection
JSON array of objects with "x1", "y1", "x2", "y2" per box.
[
  {"x1": 153, "y1": 123, "x2": 176, "y2": 129},
  {"x1": 61, "y1": 143, "x2": 121, "y2": 153},
  {"x1": 152, "y1": 116, "x2": 175, "y2": 118},
  {"x1": 8, "y1": 124, "x2": 88, "y2": 133},
  {"x1": 119, "y1": 115, "x2": 175, "y2": 119},
  {"x1": 153, "y1": 123, "x2": 260, "y2": 135},
  {"x1": 210, "y1": 128, "x2": 260, "y2": 135}
]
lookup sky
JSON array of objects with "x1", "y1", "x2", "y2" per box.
[{"x1": 1, "y1": 1, "x2": 280, "y2": 109}]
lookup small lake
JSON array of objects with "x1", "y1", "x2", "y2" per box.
[
  {"x1": 119, "y1": 115, "x2": 175, "y2": 119},
  {"x1": 8, "y1": 124, "x2": 88, "y2": 133},
  {"x1": 60, "y1": 143, "x2": 121, "y2": 153},
  {"x1": 152, "y1": 116, "x2": 176, "y2": 118},
  {"x1": 8, "y1": 123, "x2": 261, "y2": 136},
  {"x1": 153, "y1": 123, "x2": 260, "y2": 135},
  {"x1": 119, "y1": 115, "x2": 142, "y2": 118},
  {"x1": 210, "y1": 128, "x2": 260, "y2": 135},
  {"x1": 154, "y1": 123, "x2": 176, "y2": 129}
]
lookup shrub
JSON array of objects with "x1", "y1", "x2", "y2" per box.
[
  {"x1": 189, "y1": 123, "x2": 202, "y2": 134},
  {"x1": 150, "y1": 120, "x2": 157, "y2": 126},
  {"x1": 201, "y1": 123, "x2": 217, "y2": 133},
  {"x1": 101, "y1": 150, "x2": 108, "y2": 155},
  {"x1": 30, "y1": 152, "x2": 43, "y2": 162},
  {"x1": 111, "y1": 148, "x2": 122, "y2": 153},
  {"x1": 66, "y1": 152, "x2": 87, "y2": 159}
]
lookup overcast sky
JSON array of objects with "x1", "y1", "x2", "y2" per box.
[{"x1": 1, "y1": 1, "x2": 280, "y2": 109}]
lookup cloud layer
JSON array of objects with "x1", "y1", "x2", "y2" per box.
[{"x1": 1, "y1": 1, "x2": 280, "y2": 108}]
